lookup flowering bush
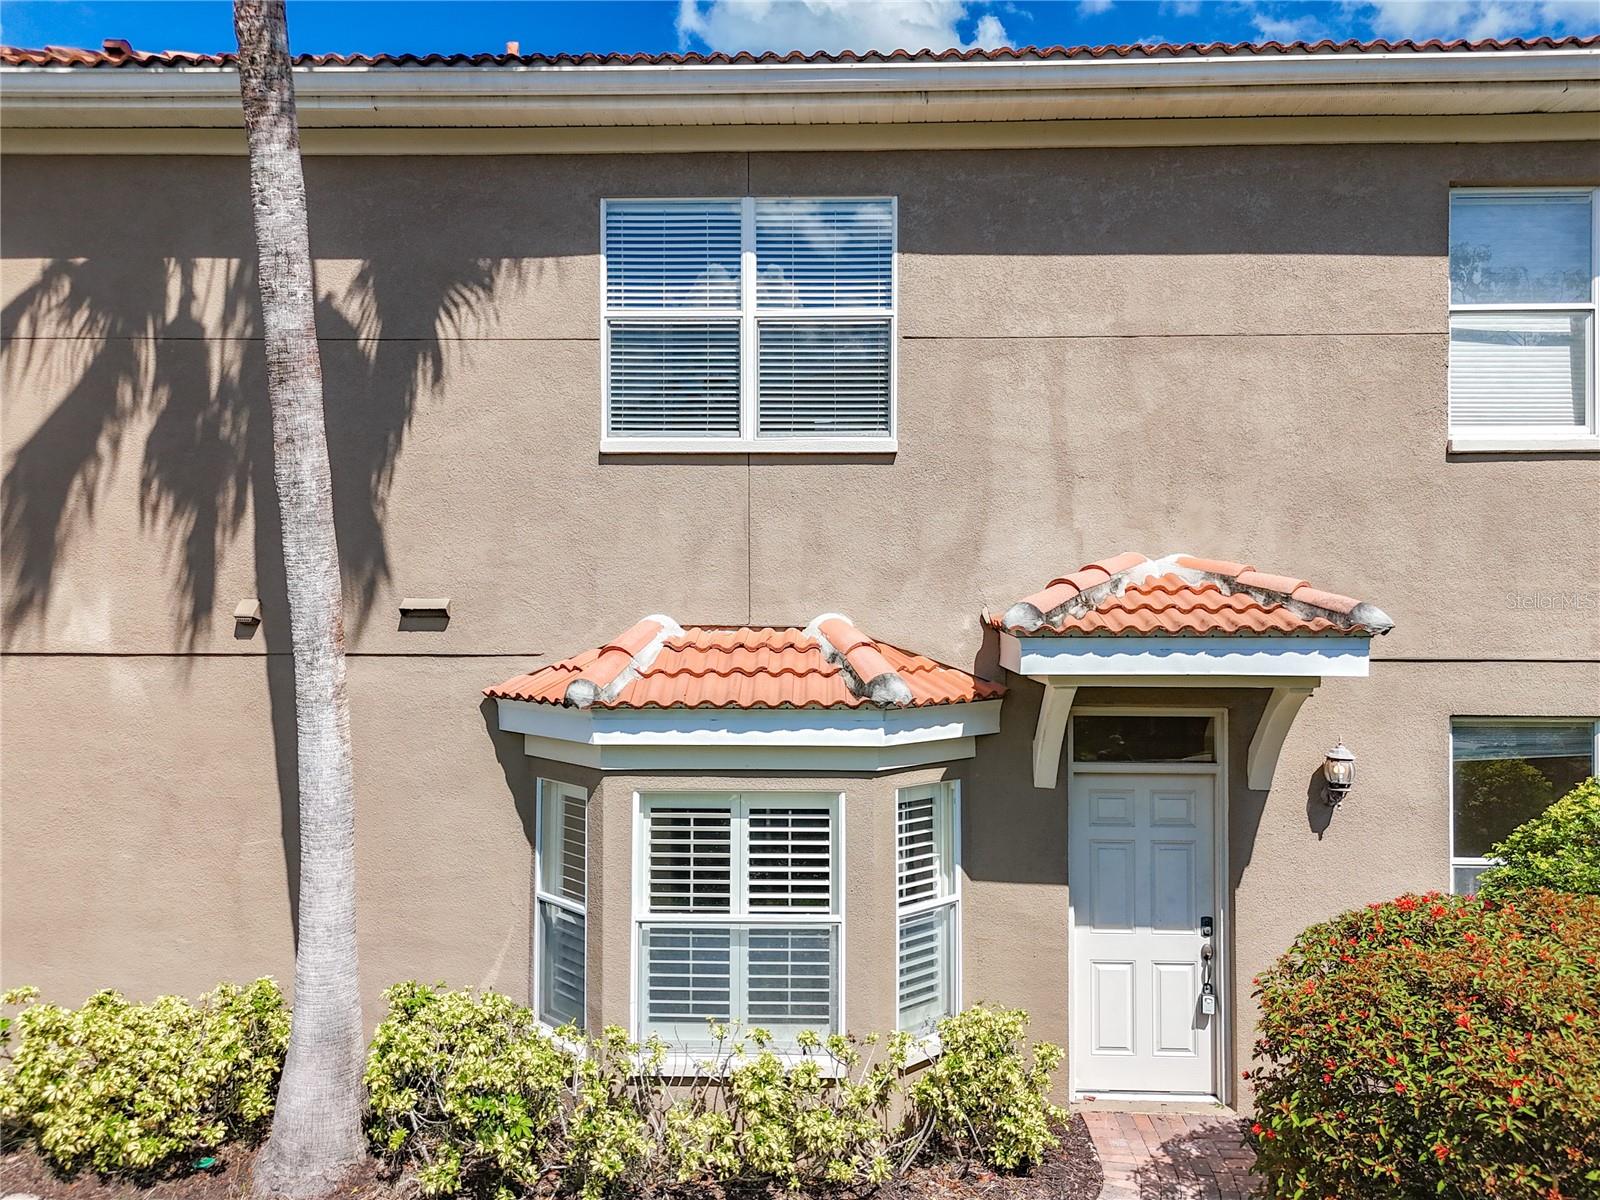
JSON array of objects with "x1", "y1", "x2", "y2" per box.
[
  {"x1": 1246, "y1": 889, "x2": 1600, "y2": 1200},
  {"x1": 908, "y1": 1004, "x2": 1066, "y2": 1170},
  {"x1": 0, "y1": 979, "x2": 289, "y2": 1176},
  {"x1": 1478, "y1": 776, "x2": 1600, "y2": 899}
]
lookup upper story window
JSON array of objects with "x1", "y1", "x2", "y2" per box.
[
  {"x1": 1448, "y1": 189, "x2": 1599, "y2": 452},
  {"x1": 602, "y1": 198, "x2": 896, "y2": 452}
]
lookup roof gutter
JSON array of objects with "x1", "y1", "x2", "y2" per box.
[{"x1": 2, "y1": 48, "x2": 1597, "y2": 128}]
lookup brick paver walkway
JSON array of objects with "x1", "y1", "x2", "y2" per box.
[{"x1": 1081, "y1": 1108, "x2": 1256, "y2": 1199}]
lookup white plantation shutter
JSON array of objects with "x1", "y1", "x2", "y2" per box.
[
  {"x1": 536, "y1": 782, "x2": 588, "y2": 1029},
  {"x1": 896, "y1": 784, "x2": 958, "y2": 1034},
  {"x1": 898, "y1": 907, "x2": 954, "y2": 1035},
  {"x1": 642, "y1": 925, "x2": 733, "y2": 1027},
  {"x1": 538, "y1": 905, "x2": 586, "y2": 1027},
  {"x1": 755, "y1": 198, "x2": 894, "y2": 308},
  {"x1": 1448, "y1": 312, "x2": 1590, "y2": 428},
  {"x1": 747, "y1": 806, "x2": 833, "y2": 910},
  {"x1": 1447, "y1": 190, "x2": 1597, "y2": 440},
  {"x1": 896, "y1": 790, "x2": 942, "y2": 906},
  {"x1": 560, "y1": 795, "x2": 587, "y2": 903},
  {"x1": 757, "y1": 322, "x2": 891, "y2": 437},
  {"x1": 638, "y1": 796, "x2": 839, "y2": 1046},
  {"x1": 604, "y1": 200, "x2": 742, "y2": 310},
  {"x1": 603, "y1": 196, "x2": 896, "y2": 444},
  {"x1": 648, "y1": 807, "x2": 734, "y2": 912},
  {"x1": 747, "y1": 927, "x2": 836, "y2": 1024}
]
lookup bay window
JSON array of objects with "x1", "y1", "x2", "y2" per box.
[
  {"x1": 601, "y1": 197, "x2": 896, "y2": 451},
  {"x1": 535, "y1": 780, "x2": 588, "y2": 1029},
  {"x1": 896, "y1": 782, "x2": 960, "y2": 1034},
  {"x1": 1449, "y1": 719, "x2": 1599, "y2": 893},
  {"x1": 636, "y1": 793, "x2": 840, "y2": 1048},
  {"x1": 1448, "y1": 189, "x2": 1598, "y2": 451}
]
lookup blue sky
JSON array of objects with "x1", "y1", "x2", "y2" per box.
[{"x1": 0, "y1": 1, "x2": 1595, "y2": 58}]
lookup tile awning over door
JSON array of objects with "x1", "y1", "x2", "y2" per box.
[{"x1": 988, "y1": 553, "x2": 1393, "y2": 789}]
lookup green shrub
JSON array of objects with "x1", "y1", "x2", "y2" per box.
[
  {"x1": 0, "y1": 979, "x2": 289, "y2": 1176},
  {"x1": 663, "y1": 1025, "x2": 910, "y2": 1188},
  {"x1": 363, "y1": 981, "x2": 583, "y2": 1197},
  {"x1": 366, "y1": 986, "x2": 1064, "y2": 1196},
  {"x1": 1246, "y1": 889, "x2": 1600, "y2": 1200},
  {"x1": 908, "y1": 1004, "x2": 1065, "y2": 1170},
  {"x1": 1478, "y1": 776, "x2": 1600, "y2": 899}
]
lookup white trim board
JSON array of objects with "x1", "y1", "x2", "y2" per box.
[
  {"x1": 497, "y1": 697, "x2": 1002, "y2": 771},
  {"x1": 1000, "y1": 633, "x2": 1371, "y2": 678}
]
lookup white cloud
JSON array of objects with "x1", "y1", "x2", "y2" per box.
[
  {"x1": 1349, "y1": 1, "x2": 1598, "y2": 41},
  {"x1": 1079, "y1": 0, "x2": 1116, "y2": 14},
  {"x1": 676, "y1": 0, "x2": 1012, "y2": 54},
  {"x1": 1248, "y1": 5, "x2": 1329, "y2": 43}
]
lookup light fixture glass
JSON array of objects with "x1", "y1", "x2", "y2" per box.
[{"x1": 1323, "y1": 741, "x2": 1356, "y2": 804}]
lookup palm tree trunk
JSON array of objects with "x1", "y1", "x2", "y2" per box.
[{"x1": 233, "y1": 3, "x2": 365, "y2": 1195}]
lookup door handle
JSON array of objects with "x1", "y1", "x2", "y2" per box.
[{"x1": 1200, "y1": 942, "x2": 1213, "y2": 962}]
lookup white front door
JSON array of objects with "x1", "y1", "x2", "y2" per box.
[{"x1": 1069, "y1": 769, "x2": 1218, "y2": 1097}]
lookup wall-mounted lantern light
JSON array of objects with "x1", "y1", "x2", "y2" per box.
[{"x1": 1322, "y1": 741, "x2": 1356, "y2": 806}]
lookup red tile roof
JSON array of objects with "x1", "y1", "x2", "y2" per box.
[
  {"x1": 991, "y1": 554, "x2": 1393, "y2": 637},
  {"x1": 3, "y1": 35, "x2": 1594, "y2": 68},
  {"x1": 487, "y1": 615, "x2": 1004, "y2": 710}
]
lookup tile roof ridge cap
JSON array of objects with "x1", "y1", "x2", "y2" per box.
[
  {"x1": 805, "y1": 612, "x2": 914, "y2": 708},
  {"x1": 564, "y1": 613, "x2": 683, "y2": 707},
  {"x1": 1168, "y1": 557, "x2": 1396, "y2": 636}
]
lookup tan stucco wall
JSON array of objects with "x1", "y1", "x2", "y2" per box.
[{"x1": 3, "y1": 139, "x2": 1598, "y2": 1104}]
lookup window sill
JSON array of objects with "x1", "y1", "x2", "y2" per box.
[
  {"x1": 601, "y1": 436, "x2": 897, "y2": 455},
  {"x1": 1448, "y1": 434, "x2": 1600, "y2": 454}
]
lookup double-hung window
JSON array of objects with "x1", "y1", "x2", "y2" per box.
[
  {"x1": 1448, "y1": 189, "x2": 1599, "y2": 451},
  {"x1": 602, "y1": 197, "x2": 896, "y2": 451},
  {"x1": 636, "y1": 793, "x2": 840, "y2": 1048},
  {"x1": 535, "y1": 780, "x2": 588, "y2": 1029},
  {"x1": 896, "y1": 782, "x2": 960, "y2": 1035},
  {"x1": 1449, "y1": 719, "x2": 1599, "y2": 894}
]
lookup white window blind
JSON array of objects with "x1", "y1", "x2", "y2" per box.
[
  {"x1": 896, "y1": 783, "x2": 959, "y2": 1034},
  {"x1": 757, "y1": 322, "x2": 891, "y2": 437},
  {"x1": 536, "y1": 781, "x2": 588, "y2": 1029},
  {"x1": 602, "y1": 197, "x2": 896, "y2": 448},
  {"x1": 607, "y1": 322, "x2": 742, "y2": 438},
  {"x1": 604, "y1": 200, "x2": 742, "y2": 310},
  {"x1": 1448, "y1": 190, "x2": 1598, "y2": 445},
  {"x1": 637, "y1": 795, "x2": 839, "y2": 1047},
  {"x1": 755, "y1": 198, "x2": 895, "y2": 308}
]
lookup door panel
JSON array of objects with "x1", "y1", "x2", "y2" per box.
[{"x1": 1071, "y1": 770, "x2": 1217, "y2": 1096}]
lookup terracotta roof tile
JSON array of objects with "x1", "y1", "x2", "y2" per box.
[
  {"x1": 993, "y1": 553, "x2": 1393, "y2": 637},
  {"x1": 487, "y1": 619, "x2": 1003, "y2": 710},
  {"x1": 3, "y1": 35, "x2": 1595, "y2": 69}
]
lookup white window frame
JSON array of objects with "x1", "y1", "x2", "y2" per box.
[
  {"x1": 895, "y1": 780, "x2": 962, "y2": 1039},
  {"x1": 1447, "y1": 187, "x2": 1600, "y2": 453},
  {"x1": 600, "y1": 196, "x2": 898, "y2": 454},
  {"x1": 1447, "y1": 717, "x2": 1600, "y2": 893},
  {"x1": 630, "y1": 791, "x2": 846, "y2": 1050},
  {"x1": 533, "y1": 778, "x2": 588, "y2": 1031}
]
